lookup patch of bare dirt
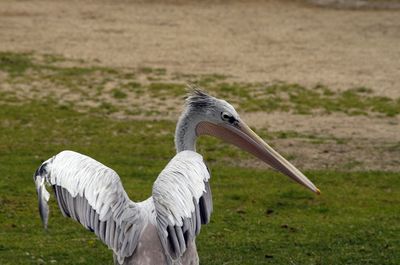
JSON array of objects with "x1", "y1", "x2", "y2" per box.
[
  {"x1": 0, "y1": 0, "x2": 399, "y2": 98},
  {"x1": 242, "y1": 112, "x2": 399, "y2": 143},
  {"x1": 241, "y1": 112, "x2": 400, "y2": 171},
  {"x1": 239, "y1": 138, "x2": 400, "y2": 172}
]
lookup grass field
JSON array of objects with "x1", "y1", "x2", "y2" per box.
[{"x1": 0, "y1": 52, "x2": 399, "y2": 265}]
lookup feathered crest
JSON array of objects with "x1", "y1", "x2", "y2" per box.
[{"x1": 185, "y1": 84, "x2": 216, "y2": 110}]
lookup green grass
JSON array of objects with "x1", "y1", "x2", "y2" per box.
[
  {"x1": 1, "y1": 52, "x2": 399, "y2": 117},
  {"x1": 111, "y1": 89, "x2": 128, "y2": 99},
  {"x1": 0, "y1": 52, "x2": 34, "y2": 77},
  {"x1": 0, "y1": 100, "x2": 399, "y2": 265}
]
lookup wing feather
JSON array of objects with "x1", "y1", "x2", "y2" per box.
[
  {"x1": 152, "y1": 150, "x2": 213, "y2": 262},
  {"x1": 33, "y1": 150, "x2": 144, "y2": 264}
]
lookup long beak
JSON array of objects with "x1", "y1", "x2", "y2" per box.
[{"x1": 196, "y1": 119, "x2": 320, "y2": 194}]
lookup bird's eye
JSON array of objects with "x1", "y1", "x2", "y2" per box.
[{"x1": 221, "y1": 112, "x2": 232, "y2": 122}]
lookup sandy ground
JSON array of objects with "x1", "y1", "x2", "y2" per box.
[
  {"x1": 241, "y1": 112, "x2": 400, "y2": 171},
  {"x1": 0, "y1": 0, "x2": 399, "y2": 97},
  {"x1": 0, "y1": 0, "x2": 399, "y2": 171}
]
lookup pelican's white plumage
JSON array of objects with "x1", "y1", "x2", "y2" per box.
[
  {"x1": 34, "y1": 89, "x2": 318, "y2": 265},
  {"x1": 153, "y1": 151, "x2": 212, "y2": 261},
  {"x1": 154, "y1": 151, "x2": 210, "y2": 226},
  {"x1": 35, "y1": 149, "x2": 212, "y2": 265},
  {"x1": 35, "y1": 150, "x2": 145, "y2": 264}
]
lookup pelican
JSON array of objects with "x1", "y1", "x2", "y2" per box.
[{"x1": 33, "y1": 89, "x2": 319, "y2": 265}]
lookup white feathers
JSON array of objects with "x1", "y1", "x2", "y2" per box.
[
  {"x1": 36, "y1": 150, "x2": 144, "y2": 264},
  {"x1": 50, "y1": 151, "x2": 123, "y2": 220},
  {"x1": 152, "y1": 150, "x2": 213, "y2": 262},
  {"x1": 153, "y1": 151, "x2": 210, "y2": 227},
  {"x1": 35, "y1": 149, "x2": 213, "y2": 265}
]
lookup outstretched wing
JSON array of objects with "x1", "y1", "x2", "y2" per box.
[
  {"x1": 152, "y1": 150, "x2": 213, "y2": 262},
  {"x1": 33, "y1": 150, "x2": 144, "y2": 265}
]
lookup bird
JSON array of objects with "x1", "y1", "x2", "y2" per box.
[{"x1": 33, "y1": 89, "x2": 320, "y2": 265}]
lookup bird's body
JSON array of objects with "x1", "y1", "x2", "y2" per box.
[
  {"x1": 113, "y1": 221, "x2": 199, "y2": 265},
  {"x1": 35, "y1": 150, "x2": 210, "y2": 265},
  {"x1": 34, "y1": 89, "x2": 319, "y2": 265}
]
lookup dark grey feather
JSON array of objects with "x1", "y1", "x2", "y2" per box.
[
  {"x1": 38, "y1": 187, "x2": 49, "y2": 229},
  {"x1": 199, "y1": 181, "x2": 213, "y2": 224},
  {"x1": 167, "y1": 225, "x2": 180, "y2": 258},
  {"x1": 186, "y1": 88, "x2": 216, "y2": 110},
  {"x1": 175, "y1": 225, "x2": 186, "y2": 254}
]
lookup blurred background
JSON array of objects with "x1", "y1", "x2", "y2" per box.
[{"x1": 0, "y1": 0, "x2": 399, "y2": 264}]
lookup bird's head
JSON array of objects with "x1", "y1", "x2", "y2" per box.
[{"x1": 180, "y1": 88, "x2": 320, "y2": 194}]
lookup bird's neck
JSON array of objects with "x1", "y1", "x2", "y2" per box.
[{"x1": 175, "y1": 111, "x2": 198, "y2": 153}]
